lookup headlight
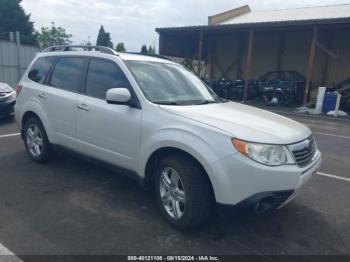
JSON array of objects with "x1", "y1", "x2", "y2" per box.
[
  {"x1": 232, "y1": 138, "x2": 295, "y2": 166},
  {"x1": 2, "y1": 91, "x2": 16, "y2": 101},
  {"x1": 9, "y1": 91, "x2": 17, "y2": 100}
]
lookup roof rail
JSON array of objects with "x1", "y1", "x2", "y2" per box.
[
  {"x1": 42, "y1": 45, "x2": 118, "y2": 56},
  {"x1": 123, "y1": 52, "x2": 173, "y2": 61}
]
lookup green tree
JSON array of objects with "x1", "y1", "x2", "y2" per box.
[
  {"x1": 36, "y1": 22, "x2": 72, "y2": 48},
  {"x1": 96, "y1": 26, "x2": 105, "y2": 46},
  {"x1": 140, "y1": 44, "x2": 148, "y2": 54},
  {"x1": 96, "y1": 25, "x2": 113, "y2": 48},
  {"x1": 0, "y1": 0, "x2": 37, "y2": 45},
  {"x1": 115, "y1": 42, "x2": 126, "y2": 52},
  {"x1": 148, "y1": 45, "x2": 156, "y2": 55}
]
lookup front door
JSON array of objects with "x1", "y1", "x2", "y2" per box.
[{"x1": 76, "y1": 58, "x2": 141, "y2": 170}]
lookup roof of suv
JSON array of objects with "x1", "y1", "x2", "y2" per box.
[{"x1": 38, "y1": 46, "x2": 175, "y2": 64}]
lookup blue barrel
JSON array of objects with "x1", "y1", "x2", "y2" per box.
[{"x1": 323, "y1": 92, "x2": 338, "y2": 113}]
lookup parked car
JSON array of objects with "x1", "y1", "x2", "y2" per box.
[
  {"x1": 0, "y1": 82, "x2": 16, "y2": 118},
  {"x1": 256, "y1": 71, "x2": 306, "y2": 105},
  {"x1": 205, "y1": 79, "x2": 258, "y2": 101},
  {"x1": 15, "y1": 46, "x2": 322, "y2": 229}
]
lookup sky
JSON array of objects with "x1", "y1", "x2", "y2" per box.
[{"x1": 21, "y1": 0, "x2": 350, "y2": 52}]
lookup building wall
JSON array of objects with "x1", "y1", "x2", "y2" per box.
[
  {"x1": 0, "y1": 40, "x2": 39, "y2": 87},
  {"x1": 325, "y1": 29, "x2": 350, "y2": 86},
  {"x1": 250, "y1": 32, "x2": 280, "y2": 79},
  {"x1": 211, "y1": 35, "x2": 240, "y2": 80},
  {"x1": 280, "y1": 30, "x2": 311, "y2": 78},
  {"x1": 209, "y1": 29, "x2": 338, "y2": 89}
]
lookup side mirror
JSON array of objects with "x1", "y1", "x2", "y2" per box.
[{"x1": 106, "y1": 88, "x2": 131, "y2": 104}]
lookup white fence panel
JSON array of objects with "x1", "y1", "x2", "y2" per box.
[{"x1": 0, "y1": 40, "x2": 39, "y2": 88}]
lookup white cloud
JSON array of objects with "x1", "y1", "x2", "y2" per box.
[{"x1": 21, "y1": 0, "x2": 350, "y2": 52}]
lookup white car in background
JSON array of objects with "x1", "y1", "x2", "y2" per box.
[{"x1": 14, "y1": 46, "x2": 322, "y2": 229}]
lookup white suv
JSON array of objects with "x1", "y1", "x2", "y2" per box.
[{"x1": 15, "y1": 46, "x2": 322, "y2": 229}]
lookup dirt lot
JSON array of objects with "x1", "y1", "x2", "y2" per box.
[{"x1": 0, "y1": 111, "x2": 349, "y2": 256}]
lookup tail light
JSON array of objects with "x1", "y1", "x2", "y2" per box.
[{"x1": 16, "y1": 84, "x2": 23, "y2": 96}]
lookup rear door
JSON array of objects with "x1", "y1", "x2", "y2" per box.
[
  {"x1": 76, "y1": 58, "x2": 141, "y2": 170},
  {"x1": 44, "y1": 56, "x2": 87, "y2": 149},
  {"x1": 24, "y1": 56, "x2": 57, "y2": 120}
]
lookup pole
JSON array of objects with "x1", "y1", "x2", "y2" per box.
[
  {"x1": 304, "y1": 26, "x2": 318, "y2": 105},
  {"x1": 243, "y1": 29, "x2": 254, "y2": 103},
  {"x1": 15, "y1": 31, "x2": 21, "y2": 82},
  {"x1": 197, "y1": 32, "x2": 203, "y2": 76}
]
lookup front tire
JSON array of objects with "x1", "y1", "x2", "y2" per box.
[
  {"x1": 23, "y1": 117, "x2": 52, "y2": 163},
  {"x1": 155, "y1": 154, "x2": 213, "y2": 229}
]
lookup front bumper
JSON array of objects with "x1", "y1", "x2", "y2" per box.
[
  {"x1": 208, "y1": 149, "x2": 322, "y2": 207},
  {"x1": 0, "y1": 99, "x2": 15, "y2": 117}
]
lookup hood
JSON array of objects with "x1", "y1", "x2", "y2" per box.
[
  {"x1": 160, "y1": 102, "x2": 311, "y2": 145},
  {"x1": 0, "y1": 83, "x2": 14, "y2": 93}
]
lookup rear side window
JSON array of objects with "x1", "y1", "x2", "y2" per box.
[
  {"x1": 28, "y1": 56, "x2": 56, "y2": 84},
  {"x1": 49, "y1": 57, "x2": 85, "y2": 93},
  {"x1": 85, "y1": 59, "x2": 130, "y2": 100}
]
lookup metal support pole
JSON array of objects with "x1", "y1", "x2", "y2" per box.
[
  {"x1": 9, "y1": 32, "x2": 15, "y2": 42},
  {"x1": 207, "y1": 38, "x2": 213, "y2": 80},
  {"x1": 243, "y1": 29, "x2": 254, "y2": 103},
  {"x1": 304, "y1": 26, "x2": 318, "y2": 105},
  {"x1": 159, "y1": 34, "x2": 165, "y2": 55},
  {"x1": 277, "y1": 32, "x2": 285, "y2": 71},
  {"x1": 237, "y1": 34, "x2": 245, "y2": 79},
  {"x1": 15, "y1": 31, "x2": 21, "y2": 82},
  {"x1": 197, "y1": 32, "x2": 203, "y2": 76}
]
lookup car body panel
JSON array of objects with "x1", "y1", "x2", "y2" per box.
[
  {"x1": 76, "y1": 94, "x2": 142, "y2": 171},
  {"x1": 15, "y1": 50, "x2": 321, "y2": 208},
  {"x1": 159, "y1": 102, "x2": 311, "y2": 144}
]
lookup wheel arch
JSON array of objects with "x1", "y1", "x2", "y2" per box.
[
  {"x1": 22, "y1": 111, "x2": 41, "y2": 128},
  {"x1": 143, "y1": 146, "x2": 216, "y2": 201},
  {"x1": 21, "y1": 110, "x2": 52, "y2": 142}
]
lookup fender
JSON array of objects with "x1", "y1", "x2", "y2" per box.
[
  {"x1": 138, "y1": 126, "x2": 226, "y2": 197},
  {"x1": 20, "y1": 98, "x2": 55, "y2": 144}
]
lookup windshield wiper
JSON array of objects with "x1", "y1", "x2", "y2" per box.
[
  {"x1": 197, "y1": 100, "x2": 217, "y2": 105},
  {"x1": 155, "y1": 101, "x2": 180, "y2": 105},
  {"x1": 218, "y1": 98, "x2": 229, "y2": 103}
]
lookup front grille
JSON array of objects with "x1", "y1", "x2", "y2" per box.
[{"x1": 289, "y1": 136, "x2": 317, "y2": 167}]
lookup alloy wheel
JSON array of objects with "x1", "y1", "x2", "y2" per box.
[
  {"x1": 159, "y1": 167, "x2": 186, "y2": 219},
  {"x1": 26, "y1": 124, "x2": 43, "y2": 157}
]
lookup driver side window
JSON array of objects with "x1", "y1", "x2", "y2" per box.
[{"x1": 85, "y1": 59, "x2": 131, "y2": 100}]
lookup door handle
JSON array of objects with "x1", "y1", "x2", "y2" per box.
[
  {"x1": 38, "y1": 93, "x2": 48, "y2": 99},
  {"x1": 77, "y1": 104, "x2": 90, "y2": 111}
]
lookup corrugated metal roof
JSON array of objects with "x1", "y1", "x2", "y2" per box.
[
  {"x1": 220, "y1": 4, "x2": 350, "y2": 25},
  {"x1": 156, "y1": 4, "x2": 350, "y2": 33}
]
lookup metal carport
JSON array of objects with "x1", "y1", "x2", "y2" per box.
[{"x1": 156, "y1": 4, "x2": 350, "y2": 104}]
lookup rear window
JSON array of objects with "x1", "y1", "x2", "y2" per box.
[
  {"x1": 49, "y1": 57, "x2": 85, "y2": 93},
  {"x1": 28, "y1": 56, "x2": 56, "y2": 84}
]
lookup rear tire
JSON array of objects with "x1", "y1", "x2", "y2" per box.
[
  {"x1": 155, "y1": 154, "x2": 213, "y2": 229},
  {"x1": 23, "y1": 117, "x2": 52, "y2": 163}
]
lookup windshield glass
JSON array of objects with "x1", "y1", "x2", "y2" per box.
[{"x1": 125, "y1": 61, "x2": 222, "y2": 105}]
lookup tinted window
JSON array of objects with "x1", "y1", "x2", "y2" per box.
[
  {"x1": 86, "y1": 59, "x2": 130, "y2": 100},
  {"x1": 28, "y1": 56, "x2": 56, "y2": 84},
  {"x1": 49, "y1": 57, "x2": 85, "y2": 93}
]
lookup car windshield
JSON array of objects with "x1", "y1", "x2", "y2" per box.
[{"x1": 125, "y1": 61, "x2": 223, "y2": 105}]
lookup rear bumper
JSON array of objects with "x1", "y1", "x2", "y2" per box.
[{"x1": 0, "y1": 99, "x2": 15, "y2": 117}]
